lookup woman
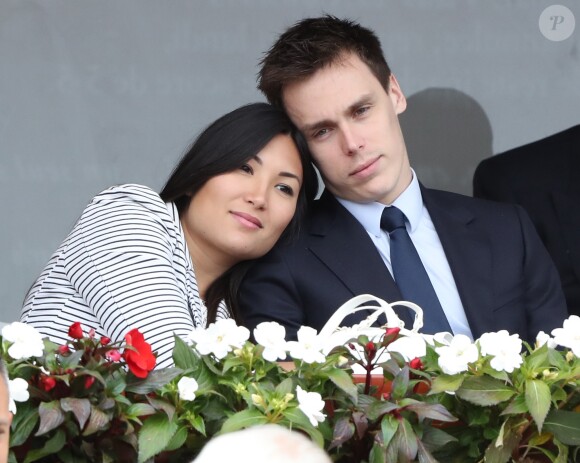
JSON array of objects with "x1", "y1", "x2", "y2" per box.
[{"x1": 21, "y1": 103, "x2": 318, "y2": 368}]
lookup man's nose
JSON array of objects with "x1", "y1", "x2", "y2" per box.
[{"x1": 341, "y1": 125, "x2": 365, "y2": 155}]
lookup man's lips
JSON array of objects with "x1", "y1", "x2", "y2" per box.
[
  {"x1": 231, "y1": 211, "x2": 263, "y2": 229},
  {"x1": 349, "y1": 156, "x2": 380, "y2": 176}
]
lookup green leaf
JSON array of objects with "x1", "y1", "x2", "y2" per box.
[
  {"x1": 366, "y1": 401, "x2": 399, "y2": 421},
  {"x1": 172, "y1": 335, "x2": 200, "y2": 370},
  {"x1": 421, "y1": 425, "x2": 457, "y2": 452},
  {"x1": 500, "y1": 394, "x2": 528, "y2": 415},
  {"x1": 525, "y1": 345, "x2": 549, "y2": 372},
  {"x1": 394, "y1": 417, "x2": 418, "y2": 461},
  {"x1": 60, "y1": 397, "x2": 91, "y2": 430},
  {"x1": 525, "y1": 379, "x2": 551, "y2": 432},
  {"x1": 221, "y1": 409, "x2": 268, "y2": 433},
  {"x1": 59, "y1": 349, "x2": 84, "y2": 370},
  {"x1": 164, "y1": 425, "x2": 188, "y2": 452},
  {"x1": 370, "y1": 442, "x2": 386, "y2": 463},
  {"x1": 391, "y1": 365, "x2": 410, "y2": 400},
  {"x1": 456, "y1": 376, "x2": 515, "y2": 406},
  {"x1": 484, "y1": 416, "x2": 526, "y2": 463},
  {"x1": 281, "y1": 408, "x2": 325, "y2": 448},
  {"x1": 190, "y1": 414, "x2": 206, "y2": 436},
  {"x1": 126, "y1": 403, "x2": 157, "y2": 418},
  {"x1": 326, "y1": 367, "x2": 358, "y2": 401},
  {"x1": 544, "y1": 409, "x2": 580, "y2": 445},
  {"x1": 106, "y1": 372, "x2": 127, "y2": 396},
  {"x1": 23, "y1": 429, "x2": 66, "y2": 463},
  {"x1": 405, "y1": 402, "x2": 457, "y2": 423},
  {"x1": 275, "y1": 377, "x2": 294, "y2": 396},
  {"x1": 328, "y1": 417, "x2": 355, "y2": 450},
  {"x1": 381, "y1": 413, "x2": 399, "y2": 449},
  {"x1": 9, "y1": 402, "x2": 39, "y2": 447},
  {"x1": 417, "y1": 438, "x2": 438, "y2": 463},
  {"x1": 548, "y1": 348, "x2": 568, "y2": 369},
  {"x1": 125, "y1": 367, "x2": 182, "y2": 394},
  {"x1": 428, "y1": 374, "x2": 464, "y2": 394},
  {"x1": 147, "y1": 396, "x2": 176, "y2": 422},
  {"x1": 82, "y1": 405, "x2": 111, "y2": 436},
  {"x1": 35, "y1": 401, "x2": 65, "y2": 436},
  {"x1": 137, "y1": 413, "x2": 178, "y2": 463},
  {"x1": 553, "y1": 436, "x2": 569, "y2": 463}
]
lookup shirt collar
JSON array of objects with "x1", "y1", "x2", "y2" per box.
[{"x1": 336, "y1": 169, "x2": 423, "y2": 237}]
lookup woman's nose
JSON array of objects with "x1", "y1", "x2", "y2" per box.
[{"x1": 245, "y1": 183, "x2": 267, "y2": 209}]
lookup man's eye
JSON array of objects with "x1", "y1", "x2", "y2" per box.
[
  {"x1": 276, "y1": 184, "x2": 294, "y2": 196},
  {"x1": 240, "y1": 164, "x2": 253, "y2": 174},
  {"x1": 313, "y1": 128, "x2": 329, "y2": 139},
  {"x1": 354, "y1": 106, "x2": 370, "y2": 117}
]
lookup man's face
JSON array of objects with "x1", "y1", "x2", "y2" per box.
[
  {"x1": 0, "y1": 378, "x2": 11, "y2": 463},
  {"x1": 282, "y1": 53, "x2": 412, "y2": 205}
]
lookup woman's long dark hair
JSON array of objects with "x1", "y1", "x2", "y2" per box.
[{"x1": 160, "y1": 103, "x2": 318, "y2": 325}]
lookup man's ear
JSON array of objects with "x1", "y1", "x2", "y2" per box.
[{"x1": 388, "y1": 74, "x2": 407, "y2": 115}]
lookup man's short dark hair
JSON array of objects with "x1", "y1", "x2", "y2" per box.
[{"x1": 258, "y1": 15, "x2": 392, "y2": 107}]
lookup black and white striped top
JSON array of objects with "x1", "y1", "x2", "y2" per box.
[{"x1": 21, "y1": 184, "x2": 229, "y2": 369}]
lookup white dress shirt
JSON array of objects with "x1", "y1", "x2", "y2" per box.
[{"x1": 337, "y1": 171, "x2": 473, "y2": 338}]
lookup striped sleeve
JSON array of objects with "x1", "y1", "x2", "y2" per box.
[{"x1": 63, "y1": 184, "x2": 194, "y2": 368}]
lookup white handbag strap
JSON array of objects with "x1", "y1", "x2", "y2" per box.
[{"x1": 318, "y1": 294, "x2": 424, "y2": 337}]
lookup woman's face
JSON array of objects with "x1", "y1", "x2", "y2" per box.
[{"x1": 182, "y1": 133, "x2": 303, "y2": 269}]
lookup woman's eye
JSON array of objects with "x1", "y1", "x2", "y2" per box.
[
  {"x1": 240, "y1": 164, "x2": 253, "y2": 174},
  {"x1": 276, "y1": 184, "x2": 294, "y2": 196}
]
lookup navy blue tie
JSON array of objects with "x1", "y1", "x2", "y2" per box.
[{"x1": 380, "y1": 206, "x2": 452, "y2": 334}]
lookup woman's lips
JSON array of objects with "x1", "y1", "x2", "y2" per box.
[{"x1": 231, "y1": 211, "x2": 263, "y2": 229}]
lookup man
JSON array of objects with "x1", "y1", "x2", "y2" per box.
[
  {"x1": 238, "y1": 15, "x2": 567, "y2": 343},
  {"x1": 0, "y1": 360, "x2": 11, "y2": 463},
  {"x1": 474, "y1": 125, "x2": 580, "y2": 317}
]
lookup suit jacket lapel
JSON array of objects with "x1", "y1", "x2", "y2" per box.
[
  {"x1": 422, "y1": 188, "x2": 493, "y2": 338},
  {"x1": 307, "y1": 192, "x2": 405, "y2": 320}
]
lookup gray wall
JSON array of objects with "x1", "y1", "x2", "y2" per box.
[{"x1": 1, "y1": 0, "x2": 579, "y2": 322}]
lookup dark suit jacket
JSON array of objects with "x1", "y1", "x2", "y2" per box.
[
  {"x1": 239, "y1": 187, "x2": 568, "y2": 344},
  {"x1": 473, "y1": 125, "x2": 580, "y2": 317}
]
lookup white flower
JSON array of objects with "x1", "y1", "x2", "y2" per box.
[
  {"x1": 423, "y1": 331, "x2": 454, "y2": 347},
  {"x1": 436, "y1": 334, "x2": 479, "y2": 375},
  {"x1": 2, "y1": 322, "x2": 45, "y2": 360},
  {"x1": 187, "y1": 319, "x2": 250, "y2": 359},
  {"x1": 253, "y1": 322, "x2": 288, "y2": 362},
  {"x1": 8, "y1": 378, "x2": 30, "y2": 414},
  {"x1": 177, "y1": 376, "x2": 199, "y2": 401},
  {"x1": 536, "y1": 331, "x2": 557, "y2": 350},
  {"x1": 286, "y1": 327, "x2": 326, "y2": 364},
  {"x1": 478, "y1": 331, "x2": 523, "y2": 373},
  {"x1": 388, "y1": 334, "x2": 426, "y2": 361},
  {"x1": 296, "y1": 385, "x2": 326, "y2": 427},
  {"x1": 551, "y1": 315, "x2": 580, "y2": 356}
]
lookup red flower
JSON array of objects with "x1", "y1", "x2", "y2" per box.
[
  {"x1": 382, "y1": 327, "x2": 401, "y2": 346},
  {"x1": 100, "y1": 336, "x2": 111, "y2": 346},
  {"x1": 106, "y1": 349, "x2": 122, "y2": 362},
  {"x1": 85, "y1": 376, "x2": 96, "y2": 388},
  {"x1": 88, "y1": 328, "x2": 96, "y2": 339},
  {"x1": 409, "y1": 357, "x2": 424, "y2": 370},
  {"x1": 58, "y1": 345, "x2": 70, "y2": 355},
  {"x1": 122, "y1": 329, "x2": 156, "y2": 378},
  {"x1": 40, "y1": 375, "x2": 56, "y2": 391},
  {"x1": 365, "y1": 341, "x2": 376, "y2": 361},
  {"x1": 68, "y1": 322, "x2": 84, "y2": 339}
]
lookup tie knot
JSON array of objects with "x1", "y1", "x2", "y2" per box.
[{"x1": 381, "y1": 206, "x2": 407, "y2": 233}]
